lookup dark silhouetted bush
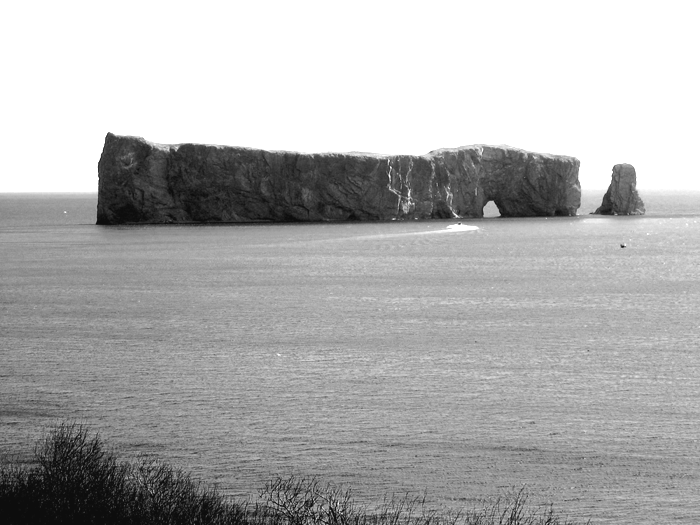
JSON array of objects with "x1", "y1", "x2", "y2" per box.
[
  {"x1": 0, "y1": 423, "x2": 245, "y2": 525},
  {"x1": 0, "y1": 423, "x2": 586, "y2": 525}
]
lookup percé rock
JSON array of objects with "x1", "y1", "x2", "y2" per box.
[
  {"x1": 593, "y1": 164, "x2": 645, "y2": 215},
  {"x1": 96, "y1": 133, "x2": 581, "y2": 224}
]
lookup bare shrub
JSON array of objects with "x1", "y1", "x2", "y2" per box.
[
  {"x1": 0, "y1": 422, "x2": 246, "y2": 525},
  {"x1": 259, "y1": 475, "x2": 359, "y2": 525},
  {"x1": 1, "y1": 424, "x2": 588, "y2": 525}
]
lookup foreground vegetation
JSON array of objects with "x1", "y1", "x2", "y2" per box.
[{"x1": 0, "y1": 423, "x2": 588, "y2": 525}]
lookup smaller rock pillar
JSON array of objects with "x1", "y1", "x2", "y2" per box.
[{"x1": 594, "y1": 164, "x2": 645, "y2": 215}]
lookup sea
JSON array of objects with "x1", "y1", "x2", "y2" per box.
[{"x1": 1, "y1": 190, "x2": 699, "y2": 524}]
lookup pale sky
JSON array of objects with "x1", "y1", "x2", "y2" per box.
[{"x1": 1, "y1": 0, "x2": 697, "y2": 192}]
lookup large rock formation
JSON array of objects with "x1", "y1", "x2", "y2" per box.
[
  {"x1": 96, "y1": 133, "x2": 581, "y2": 224},
  {"x1": 594, "y1": 164, "x2": 645, "y2": 215}
]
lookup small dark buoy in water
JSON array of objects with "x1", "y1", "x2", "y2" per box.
[{"x1": 620, "y1": 243, "x2": 627, "y2": 248}]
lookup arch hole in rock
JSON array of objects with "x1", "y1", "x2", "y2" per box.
[{"x1": 483, "y1": 200, "x2": 500, "y2": 218}]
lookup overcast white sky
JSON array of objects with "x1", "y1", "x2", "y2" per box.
[{"x1": 1, "y1": 0, "x2": 697, "y2": 192}]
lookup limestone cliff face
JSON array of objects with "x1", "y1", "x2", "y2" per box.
[
  {"x1": 594, "y1": 164, "x2": 645, "y2": 215},
  {"x1": 97, "y1": 133, "x2": 581, "y2": 224}
]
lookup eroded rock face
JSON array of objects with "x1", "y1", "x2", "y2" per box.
[
  {"x1": 594, "y1": 164, "x2": 645, "y2": 215},
  {"x1": 97, "y1": 133, "x2": 581, "y2": 224}
]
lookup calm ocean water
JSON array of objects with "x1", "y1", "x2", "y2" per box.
[{"x1": 1, "y1": 191, "x2": 699, "y2": 524}]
